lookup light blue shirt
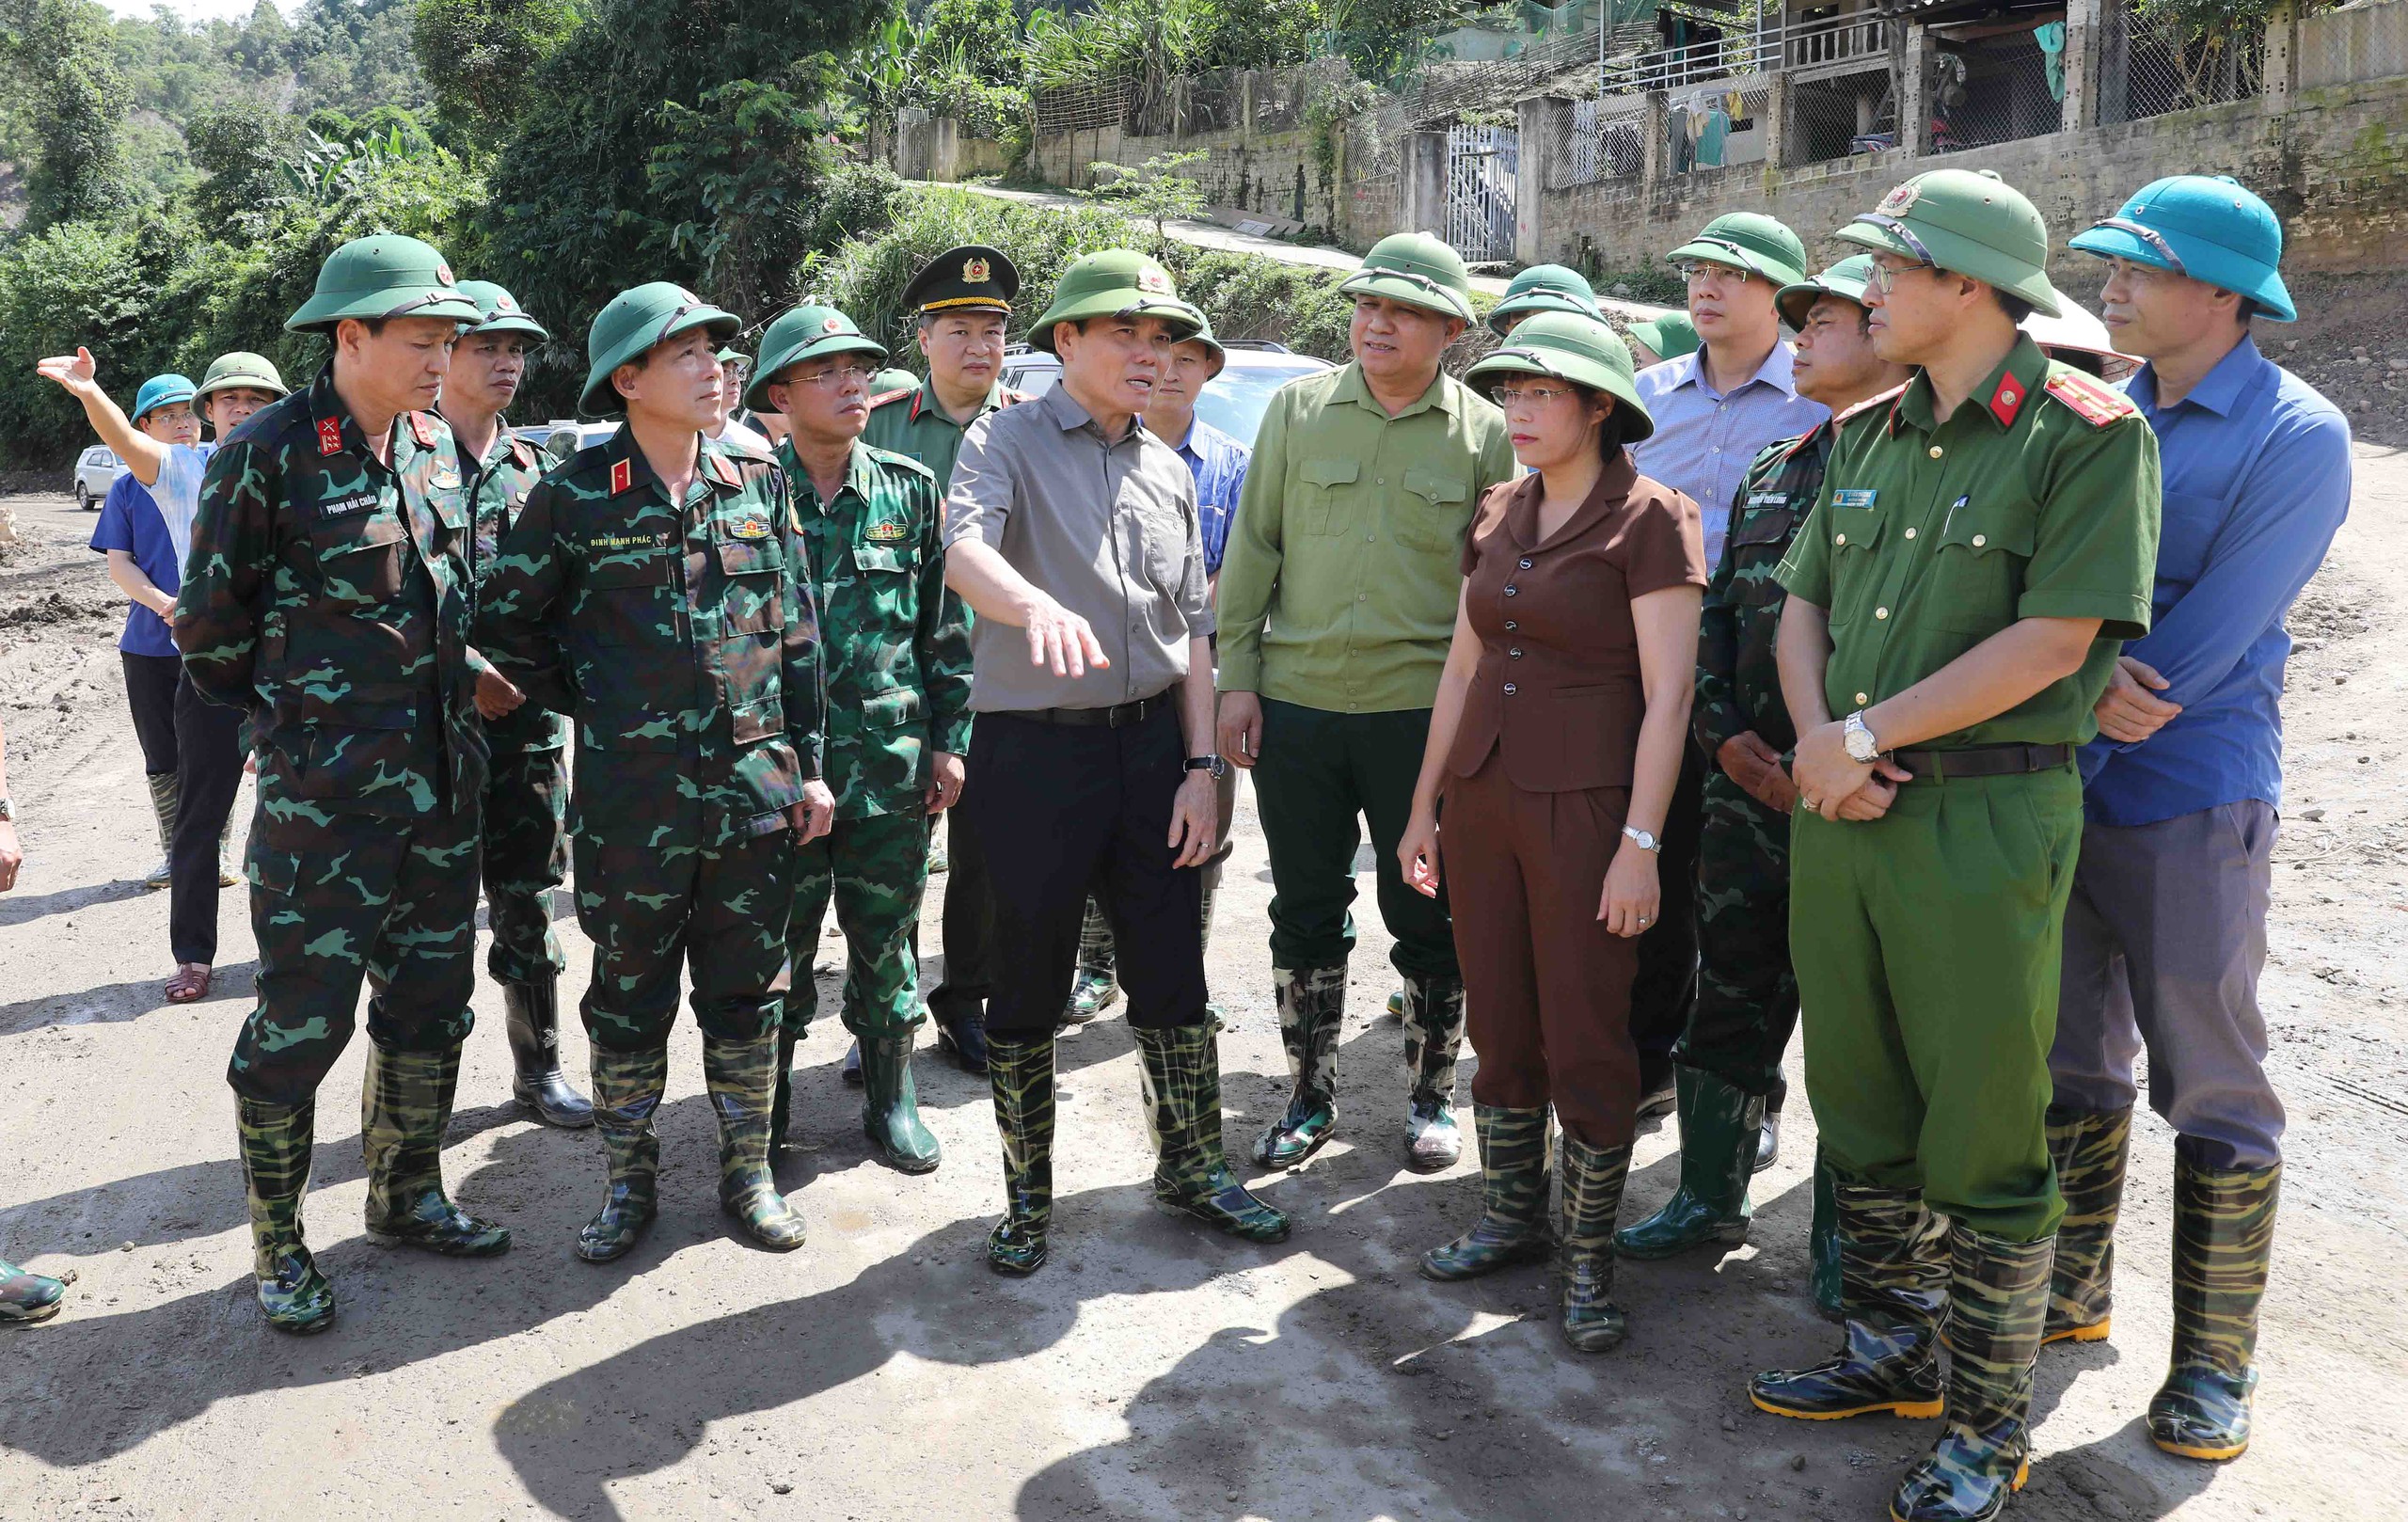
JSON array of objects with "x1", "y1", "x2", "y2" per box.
[
  {"x1": 2080, "y1": 337, "x2": 2353, "y2": 827},
  {"x1": 1168, "y1": 417, "x2": 1250, "y2": 577},
  {"x1": 1628, "y1": 342, "x2": 1827, "y2": 571}
]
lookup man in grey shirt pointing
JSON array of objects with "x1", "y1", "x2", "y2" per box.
[{"x1": 943, "y1": 250, "x2": 1290, "y2": 1276}]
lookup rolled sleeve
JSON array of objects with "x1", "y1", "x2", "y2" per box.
[
  {"x1": 2020, "y1": 417, "x2": 2162, "y2": 640},
  {"x1": 943, "y1": 415, "x2": 1012, "y2": 550}
]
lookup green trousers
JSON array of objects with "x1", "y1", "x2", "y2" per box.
[
  {"x1": 1790, "y1": 766, "x2": 2080, "y2": 1243},
  {"x1": 785, "y1": 809, "x2": 930, "y2": 1040}
]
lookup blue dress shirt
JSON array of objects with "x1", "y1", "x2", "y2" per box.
[
  {"x1": 2080, "y1": 336, "x2": 2353, "y2": 827},
  {"x1": 1172, "y1": 416, "x2": 1252, "y2": 577},
  {"x1": 1628, "y1": 342, "x2": 1827, "y2": 571}
]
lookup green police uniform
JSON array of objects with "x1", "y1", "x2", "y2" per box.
[
  {"x1": 477, "y1": 282, "x2": 823, "y2": 1261},
  {"x1": 178, "y1": 233, "x2": 500, "y2": 1334},
  {"x1": 1748, "y1": 170, "x2": 2160, "y2": 1522},
  {"x1": 863, "y1": 376, "x2": 1030, "y2": 489}
]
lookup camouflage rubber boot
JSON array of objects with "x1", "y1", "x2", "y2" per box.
[
  {"x1": 2042, "y1": 1104, "x2": 2131, "y2": 1345},
  {"x1": 1614, "y1": 1065, "x2": 1762, "y2": 1259},
  {"x1": 1255, "y1": 964, "x2": 1345, "y2": 1168},
  {"x1": 704, "y1": 1034, "x2": 808, "y2": 1251},
  {"x1": 578, "y1": 1044, "x2": 667, "y2": 1263},
  {"x1": 237, "y1": 1097, "x2": 335, "y2": 1334},
  {"x1": 142, "y1": 772, "x2": 179, "y2": 888},
  {"x1": 1064, "y1": 896, "x2": 1118, "y2": 1024},
  {"x1": 504, "y1": 975, "x2": 594, "y2": 1130},
  {"x1": 1811, "y1": 1151, "x2": 1844, "y2": 1322},
  {"x1": 0, "y1": 1260, "x2": 67, "y2": 1324},
  {"x1": 861, "y1": 1034, "x2": 942, "y2": 1174},
  {"x1": 986, "y1": 1035, "x2": 1056, "y2": 1275},
  {"x1": 1134, "y1": 1023, "x2": 1291, "y2": 1245},
  {"x1": 1400, "y1": 973, "x2": 1465, "y2": 1172},
  {"x1": 768, "y1": 1026, "x2": 798, "y2": 1154},
  {"x1": 1889, "y1": 1226, "x2": 2052, "y2": 1522},
  {"x1": 2147, "y1": 1152, "x2": 2279, "y2": 1462},
  {"x1": 1751, "y1": 1181, "x2": 1949, "y2": 1419},
  {"x1": 1558, "y1": 1133, "x2": 1633, "y2": 1353},
  {"x1": 361, "y1": 1045, "x2": 512, "y2": 1256},
  {"x1": 1420, "y1": 1104, "x2": 1555, "y2": 1281}
]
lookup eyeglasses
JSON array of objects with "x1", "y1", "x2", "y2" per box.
[
  {"x1": 1675, "y1": 261, "x2": 1750, "y2": 285},
  {"x1": 1491, "y1": 382, "x2": 1579, "y2": 408},
  {"x1": 788, "y1": 361, "x2": 877, "y2": 390}
]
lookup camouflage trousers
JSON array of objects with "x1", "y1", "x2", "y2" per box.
[
  {"x1": 785, "y1": 809, "x2": 930, "y2": 1041},
  {"x1": 1673, "y1": 769, "x2": 1800, "y2": 1099},
  {"x1": 479, "y1": 738, "x2": 568, "y2": 985},
  {"x1": 227, "y1": 795, "x2": 482, "y2": 1106},
  {"x1": 573, "y1": 819, "x2": 792, "y2": 1052}
]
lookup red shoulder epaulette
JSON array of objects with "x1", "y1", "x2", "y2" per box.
[
  {"x1": 406, "y1": 412, "x2": 436, "y2": 449},
  {"x1": 1776, "y1": 416, "x2": 1833, "y2": 462},
  {"x1": 1834, "y1": 383, "x2": 1907, "y2": 428},
  {"x1": 867, "y1": 388, "x2": 914, "y2": 408},
  {"x1": 704, "y1": 448, "x2": 742, "y2": 487},
  {"x1": 2041, "y1": 368, "x2": 2137, "y2": 428},
  {"x1": 509, "y1": 436, "x2": 538, "y2": 469},
  {"x1": 609, "y1": 456, "x2": 634, "y2": 496}
]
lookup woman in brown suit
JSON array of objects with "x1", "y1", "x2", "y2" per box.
[{"x1": 1398, "y1": 312, "x2": 1705, "y2": 1353}]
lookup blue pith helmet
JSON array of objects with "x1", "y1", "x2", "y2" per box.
[
  {"x1": 132, "y1": 373, "x2": 197, "y2": 423},
  {"x1": 2067, "y1": 176, "x2": 2296, "y2": 323}
]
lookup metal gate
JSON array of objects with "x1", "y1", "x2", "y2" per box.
[{"x1": 1445, "y1": 123, "x2": 1517, "y2": 262}]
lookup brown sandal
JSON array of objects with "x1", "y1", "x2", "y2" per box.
[{"x1": 166, "y1": 963, "x2": 213, "y2": 1003}]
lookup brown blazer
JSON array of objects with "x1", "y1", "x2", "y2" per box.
[{"x1": 1446, "y1": 453, "x2": 1706, "y2": 792}]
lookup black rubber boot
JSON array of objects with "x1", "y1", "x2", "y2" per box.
[
  {"x1": 1614, "y1": 1064, "x2": 1760, "y2": 1259},
  {"x1": 504, "y1": 975, "x2": 594, "y2": 1129}
]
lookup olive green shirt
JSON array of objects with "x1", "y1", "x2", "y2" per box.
[
  {"x1": 1216, "y1": 363, "x2": 1516, "y2": 713},
  {"x1": 862, "y1": 376, "x2": 1025, "y2": 494},
  {"x1": 1776, "y1": 334, "x2": 2161, "y2": 750}
]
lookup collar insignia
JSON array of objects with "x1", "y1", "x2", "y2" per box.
[
  {"x1": 316, "y1": 417, "x2": 344, "y2": 457},
  {"x1": 609, "y1": 457, "x2": 634, "y2": 496},
  {"x1": 407, "y1": 412, "x2": 436, "y2": 449}
]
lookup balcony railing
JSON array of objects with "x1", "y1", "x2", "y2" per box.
[{"x1": 1602, "y1": 7, "x2": 1893, "y2": 92}]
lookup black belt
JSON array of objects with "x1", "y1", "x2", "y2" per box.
[
  {"x1": 1894, "y1": 742, "x2": 2073, "y2": 782},
  {"x1": 1018, "y1": 693, "x2": 1169, "y2": 729}
]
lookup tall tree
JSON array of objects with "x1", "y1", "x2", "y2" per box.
[{"x1": 1, "y1": 0, "x2": 134, "y2": 230}]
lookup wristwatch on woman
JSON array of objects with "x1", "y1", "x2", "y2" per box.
[{"x1": 1621, "y1": 824, "x2": 1660, "y2": 853}]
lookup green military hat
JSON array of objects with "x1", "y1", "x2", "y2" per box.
[
  {"x1": 902, "y1": 245, "x2": 1020, "y2": 316},
  {"x1": 1667, "y1": 213, "x2": 1810, "y2": 289},
  {"x1": 872, "y1": 367, "x2": 920, "y2": 395},
  {"x1": 1176, "y1": 309, "x2": 1228, "y2": 377},
  {"x1": 285, "y1": 233, "x2": 483, "y2": 334},
  {"x1": 455, "y1": 279, "x2": 549, "y2": 341},
  {"x1": 1624, "y1": 311, "x2": 1699, "y2": 365},
  {"x1": 1837, "y1": 168, "x2": 2064, "y2": 317},
  {"x1": 1027, "y1": 250, "x2": 1202, "y2": 356},
  {"x1": 1487, "y1": 263, "x2": 1603, "y2": 335},
  {"x1": 1464, "y1": 310, "x2": 1655, "y2": 442},
  {"x1": 1775, "y1": 254, "x2": 1880, "y2": 329},
  {"x1": 1338, "y1": 232, "x2": 1477, "y2": 323},
  {"x1": 580, "y1": 281, "x2": 741, "y2": 417},
  {"x1": 196, "y1": 351, "x2": 289, "y2": 403},
  {"x1": 746, "y1": 304, "x2": 890, "y2": 412}
]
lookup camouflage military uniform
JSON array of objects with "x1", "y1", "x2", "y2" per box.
[
  {"x1": 781, "y1": 436, "x2": 973, "y2": 1041},
  {"x1": 1682, "y1": 420, "x2": 1829, "y2": 1095},
  {"x1": 461, "y1": 428, "x2": 569, "y2": 985},
  {"x1": 179, "y1": 365, "x2": 490, "y2": 1106},
  {"x1": 475, "y1": 431, "x2": 825, "y2": 1053}
]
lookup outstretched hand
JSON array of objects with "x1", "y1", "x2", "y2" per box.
[{"x1": 35, "y1": 347, "x2": 102, "y2": 398}]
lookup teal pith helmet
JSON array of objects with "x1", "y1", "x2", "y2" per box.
[
  {"x1": 1026, "y1": 250, "x2": 1202, "y2": 356},
  {"x1": 197, "y1": 351, "x2": 288, "y2": 403},
  {"x1": 745, "y1": 304, "x2": 889, "y2": 413},
  {"x1": 1836, "y1": 169, "x2": 2064, "y2": 317},
  {"x1": 1464, "y1": 310, "x2": 1656, "y2": 442},
  {"x1": 1775, "y1": 254, "x2": 1880, "y2": 329},
  {"x1": 456, "y1": 279, "x2": 549, "y2": 341},
  {"x1": 1488, "y1": 263, "x2": 1603, "y2": 335},
  {"x1": 1338, "y1": 232, "x2": 1477, "y2": 323},
  {"x1": 2067, "y1": 175, "x2": 2295, "y2": 322},
  {"x1": 285, "y1": 233, "x2": 483, "y2": 334},
  {"x1": 1667, "y1": 213, "x2": 1810, "y2": 290},
  {"x1": 132, "y1": 373, "x2": 197, "y2": 424},
  {"x1": 579, "y1": 282, "x2": 740, "y2": 417}
]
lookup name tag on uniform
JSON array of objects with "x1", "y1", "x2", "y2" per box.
[
  {"x1": 1748, "y1": 491, "x2": 1788, "y2": 507},
  {"x1": 728, "y1": 515, "x2": 771, "y2": 541},
  {"x1": 586, "y1": 531, "x2": 668, "y2": 551},
  {"x1": 320, "y1": 493, "x2": 379, "y2": 519},
  {"x1": 864, "y1": 519, "x2": 911, "y2": 544},
  {"x1": 1830, "y1": 489, "x2": 1877, "y2": 508}
]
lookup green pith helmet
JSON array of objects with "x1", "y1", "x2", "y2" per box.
[
  {"x1": 1624, "y1": 311, "x2": 1699, "y2": 365},
  {"x1": 1837, "y1": 168, "x2": 2064, "y2": 317},
  {"x1": 1177, "y1": 309, "x2": 1228, "y2": 377},
  {"x1": 1464, "y1": 310, "x2": 1655, "y2": 442},
  {"x1": 456, "y1": 279, "x2": 549, "y2": 341},
  {"x1": 873, "y1": 367, "x2": 920, "y2": 394},
  {"x1": 579, "y1": 281, "x2": 741, "y2": 417},
  {"x1": 1776, "y1": 254, "x2": 1880, "y2": 329},
  {"x1": 1339, "y1": 232, "x2": 1476, "y2": 323},
  {"x1": 285, "y1": 233, "x2": 483, "y2": 334},
  {"x1": 197, "y1": 351, "x2": 289, "y2": 403},
  {"x1": 1027, "y1": 251, "x2": 1202, "y2": 356},
  {"x1": 746, "y1": 305, "x2": 889, "y2": 412},
  {"x1": 1667, "y1": 213, "x2": 1810, "y2": 289},
  {"x1": 1488, "y1": 263, "x2": 1603, "y2": 335}
]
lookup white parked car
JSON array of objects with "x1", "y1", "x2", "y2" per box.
[
  {"x1": 73, "y1": 445, "x2": 124, "y2": 511},
  {"x1": 999, "y1": 341, "x2": 1336, "y2": 448}
]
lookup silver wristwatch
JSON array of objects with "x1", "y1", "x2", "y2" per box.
[
  {"x1": 1844, "y1": 709, "x2": 1882, "y2": 764},
  {"x1": 1621, "y1": 824, "x2": 1661, "y2": 854}
]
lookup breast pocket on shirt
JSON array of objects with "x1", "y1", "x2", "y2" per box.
[
  {"x1": 2152, "y1": 490, "x2": 2224, "y2": 593},
  {"x1": 1930, "y1": 501, "x2": 2037, "y2": 635},
  {"x1": 1821, "y1": 503, "x2": 1885, "y2": 632},
  {"x1": 1396, "y1": 469, "x2": 1471, "y2": 555},
  {"x1": 310, "y1": 514, "x2": 407, "y2": 609},
  {"x1": 1297, "y1": 457, "x2": 1359, "y2": 536},
  {"x1": 1724, "y1": 507, "x2": 1798, "y2": 607}
]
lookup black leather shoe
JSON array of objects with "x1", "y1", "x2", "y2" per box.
[{"x1": 933, "y1": 1005, "x2": 990, "y2": 1074}]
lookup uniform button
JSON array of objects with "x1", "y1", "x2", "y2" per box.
[
  {"x1": 1357, "y1": 592, "x2": 1369, "y2": 601},
  {"x1": 1368, "y1": 533, "x2": 1376, "y2": 542},
  {"x1": 1855, "y1": 691, "x2": 1870, "y2": 705},
  {"x1": 1833, "y1": 533, "x2": 1846, "y2": 546},
  {"x1": 1503, "y1": 682, "x2": 1518, "y2": 695},
  {"x1": 1377, "y1": 476, "x2": 1386, "y2": 485},
  {"x1": 1876, "y1": 607, "x2": 1889, "y2": 620},
  {"x1": 1504, "y1": 585, "x2": 1517, "y2": 597},
  {"x1": 1904, "y1": 527, "x2": 1916, "y2": 540},
  {"x1": 1504, "y1": 620, "x2": 1518, "y2": 631},
  {"x1": 1518, "y1": 558, "x2": 1532, "y2": 569},
  {"x1": 1972, "y1": 533, "x2": 1988, "y2": 547},
  {"x1": 1509, "y1": 647, "x2": 1523, "y2": 658},
  {"x1": 1928, "y1": 445, "x2": 1944, "y2": 459}
]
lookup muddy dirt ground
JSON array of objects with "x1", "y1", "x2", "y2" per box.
[{"x1": 0, "y1": 456, "x2": 2402, "y2": 1520}]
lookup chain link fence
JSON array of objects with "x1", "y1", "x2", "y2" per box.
[
  {"x1": 1792, "y1": 64, "x2": 1896, "y2": 162},
  {"x1": 1926, "y1": 30, "x2": 2063, "y2": 153},
  {"x1": 2108, "y1": 6, "x2": 2263, "y2": 120},
  {"x1": 1664, "y1": 75, "x2": 1770, "y2": 173}
]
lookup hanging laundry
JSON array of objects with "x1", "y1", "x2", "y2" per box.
[{"x1": 2035, "y1": 22, "x2": 2067, "y2": 101}]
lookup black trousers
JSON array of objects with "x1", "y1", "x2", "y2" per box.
[
  {"x1": 168, "y1": 674, "x2": 247, "y2": 966},
  {"x1": 959, "y1": 704, "x2": 1208, "y2": 1038},
  {"x1": 123, "y1": 652, "x2": 182, "y2": 775},
  {"x1": 927, "y1": 773, "x2": 996, "y2": 1025},
  {"x1": 1627, "y1": 737, "x2": 1705, "y2": 1080}
]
